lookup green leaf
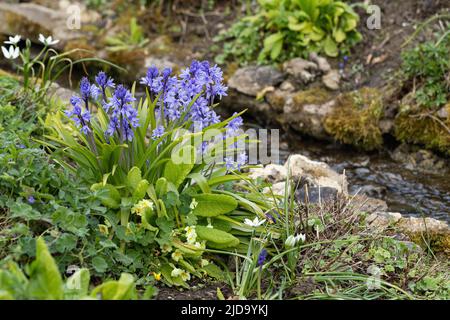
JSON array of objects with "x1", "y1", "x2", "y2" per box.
[
  {"x1": 164, "y1": 145, "x2": 196, "y2": 188},
  {"x1": 92, "y1": 256, "x2": 108, "y2": 273},
  {"x1": 90, "y1": 273, "x2": 136, "y2": 300},
  {"x1": 323, "y1": 36, "x2": 339, "y2": 57},
  {"x1": 196, "y1": 225, "x2": 239, "y2": 249},
  {"x1": 127, "y1": 167, "x2": 142, "y2": 190},
  {"x1": 91, "y1": 183, "x2": 121, "y2": 209},
  {"x1": 132, "y1": 179, "x2": 149, "y2": 201},
  {"x1": 192, "y1": 194, "x2": 238, "y2": 217},
  {"x1": 201, "y1": 263, "x2": 225, "y2": 280},
  {"x1": 27, "y1": 238, "x2": 64, "y2": 300}
]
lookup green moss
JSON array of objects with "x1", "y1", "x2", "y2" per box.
[
  {"x1": 293, "y1": 88, "x2": 331, "y2": 106},
  {"x1": 394, "y1": 103, "x2": 450, "y2": 156},
  {"x1": 324, "y1": 87, "x2": 383, "y2": 151},
  {"x1": 407, "y1": 232, "x2": 450, "y2": 256}
]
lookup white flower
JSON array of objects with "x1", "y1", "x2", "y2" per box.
[
  {"x1": 4, "y1": 35, "x2": 21, "y2": 45},
  {"x1": 38, "y1": 34, "x2": 60, "y2": 46},
  {"x1": 1, "y1": 46, "x2": 19, "y2": 59},
  {"x1": 244, "y1": 217, "x2": 266, "y2": 227},
  {"x1": 285, "y1": 233, "x2": 306, "y2": 248}
]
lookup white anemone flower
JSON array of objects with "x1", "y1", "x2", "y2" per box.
[
  {"x1": 4, "y1": 35, "x2": 21, "y2": 45},
  {"x1": 1, "y1": 45, "x2": 20, "y2": 59},
  {"x1": 38, "y1": 34, "x2": 60, "y2": 46},
  {"x1": 244, "y1": 217, "x2": 266, "y2": 227}
]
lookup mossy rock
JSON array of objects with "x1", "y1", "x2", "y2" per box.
[
  {"x1": 394, "y1": 103, "x2": 450, "y2": 156},
  {"x1": 292, "y1": 88, "x2": 331, "y2": 107},
  {"x1": 398, "y1": 217, "x2": 450, "y2": 256},
  {"x1": 324, "y1": 87, "x2": 383, "y2": 151}
]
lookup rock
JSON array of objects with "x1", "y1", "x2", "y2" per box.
[
  {"x1": 309, "y1": 52, "x2": 331, "y2": 73},
  {"x1": 265, "y1": 89, "x2": 287, "y2": 112},
  {"x1": 398, "y1": 217, "x2": 450, "y2": 254},
  {"x1": 358, "y1": 185, "x2": 387, "y2": 199},
  {"x1": 263, "y1": 181, "x2": 288, "y2": 196},
  {"x1": 283, "y1": 88, "x2": 336, "y2": 139},
  {"x1": 279, "y1": 81, "x2": 295, "y2": 92},
  {"x1": 249, "y1": 164, "x2": 287, "y2": 183},
  {"x1": 296, "y1": 186, "x2": 338, "y2": 203},
  {"x1": 144, "y1": 57, "x2": 178, "y2": 73},
  {"x1": 228, "y1": 66, "x2": 285, "y2": 97},
  {"x1": 366, "y1": 211, "x2": 402, "y2": 230},
  {"x1": 322, "y1": 70, "x2": 340, "y2": 90},
  {"x1": 284, "y1": 154, "x2": 348, "y2": 194},
  {"x1": 436, "y1": 105, "x2": 449, "y2": 119},
  {"x1": 353, "y1": 195, "x2": 389, "y2": 213},
  {"x1": 0, "y1": 2, "x2": 85, "y2": 50},
  {"x1": 48, "y1": 83, "x2": 76, "y2": 103},
  {"x1": 283, "y1": 58, "x2": 318, "y2": 83},
  {"x1": 391, "y1": 144, "x2": 449, "y2": 175}
]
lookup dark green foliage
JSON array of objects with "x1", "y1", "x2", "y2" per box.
[{"x1": 215, "y1": 0, "x2": 362, "y2": 65}]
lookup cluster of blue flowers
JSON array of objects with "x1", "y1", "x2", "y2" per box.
[
  {"x1": 140, "y1": 60, "x2": 228, "y2": 129},
  {"x1": 65, "y1": 61, "x2": 247, "y2": 168}
]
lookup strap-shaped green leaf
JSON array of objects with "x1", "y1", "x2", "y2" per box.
[
  {"x1": 196, "y1": 225, "x2": 239, "y2": 249},
  {"x1": 192, "y1": 194, "x2": 238, "y2": 217}
]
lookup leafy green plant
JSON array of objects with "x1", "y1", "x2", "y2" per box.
[
  {"x1": 105, "y1": 18, "x2": 150, "y2": 52},
  {"x1": 0, "y1": 238, "x2": 154, "y2": 300},
  {"x1": 401, "y1": 28, "x2": 450, "y2": 109},
  {"x1": 41, "y1": 62, "x2": 275, "y2": 287},
  {"x1": 216, "y1": 0, "x2": 362, "y2": 64}
]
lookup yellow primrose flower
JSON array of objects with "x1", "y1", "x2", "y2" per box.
[
  {"x1": 161, "y1": 243, "x2": 173, "y2": 253},
  {"x1": 171, "y1": 249, "x2": 183, "y2": 262},
  {"x1": 131, "y1": 199, "x2": 154, "y2": 216},
  {"x1": 180, "y1": 270, "x2": 191, "y2": 281},
  {"x1": 152, "y1": 272, "x2": 161, "y2": 281},
  {"x1": 201, "y1": 259, "x2": 209, "y2": 267},
  {"x1": 171, "y1": 268, "x2": 183, "y2": 278},
  {"x1": 98, "y1": 224, "x2": 109, "y2": 235},
  {"x1": 193, "y1": 241, "x2": 205, "y2": 249}
]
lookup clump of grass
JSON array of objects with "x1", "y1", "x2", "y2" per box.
[{"x1": 224, "y1": 178, "x2": 449, "y2": 300}]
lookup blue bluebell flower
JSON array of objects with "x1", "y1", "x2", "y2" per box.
[
  {"x1": 65, "y1": 95, "x2": 92, "y2": 135},
  {"x1": 28, "y1": 196, "x2": 35, "y2": 204},
  {"x1": 104, "y1": 85, "x2": 139, "y2": 142},
  {"x1": 265, "y1": 213, "x2": 276, "y2": 224},
  {"x1": 257, "y1": 249, "x2": 267, "y2": 267},
  {"x1": 151, "y1": 125, "x2": 165, "y2": 140},
  {"x1": 95, "y1": 71, "x2": 115, "y2": 100},
  {"x1": 226, "y1": 113, "x2": 243, "y2": 136}
]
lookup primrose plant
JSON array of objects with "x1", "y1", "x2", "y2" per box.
[{"x1": 43, "y1": 61, "x2": 275, "y2": 286}]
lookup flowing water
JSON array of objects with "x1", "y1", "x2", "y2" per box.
[{"x1": 281, "y1": 135, "x2": 450, "y2": 222}]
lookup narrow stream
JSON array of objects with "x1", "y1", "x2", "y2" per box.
[{"x1": 282, "y1": 135, "x2": 450, "y2": 222}]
